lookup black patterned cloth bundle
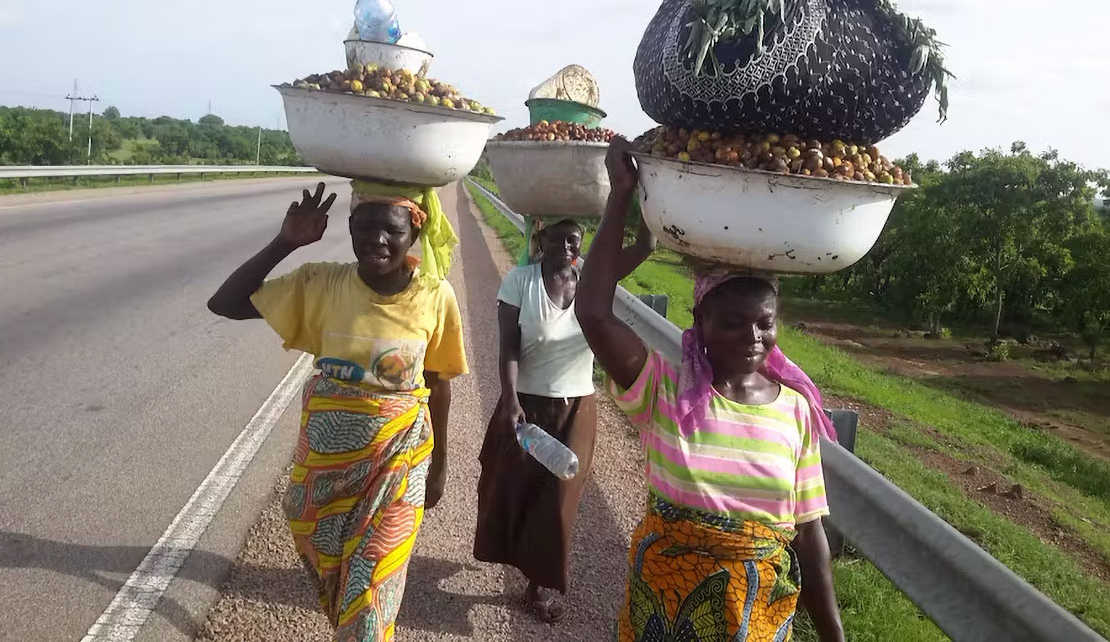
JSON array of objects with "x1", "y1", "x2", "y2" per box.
[{"x1": 633, "y1": 0, "x2": 951, "y2": 143}]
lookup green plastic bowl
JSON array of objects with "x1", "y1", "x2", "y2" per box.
[{"x1": 525, "y1": 98, "x2": 607, "y2": 128}]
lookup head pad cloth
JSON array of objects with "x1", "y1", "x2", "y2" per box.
[
  {"x1": 519, "y1": 216, "x2": 585, "y2": 266},
  {"x1": 676, "y1": 269, "x2": 837, "y2": 444},
  {"x1": 350, "y1": 180, "x2": 458, "y2": 284}
]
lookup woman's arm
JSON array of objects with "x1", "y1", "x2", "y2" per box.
[
  {"x1": 207, "y1": 182, "x2": 336, "y2": 320},
  {"x1": 424, "y1": 371, "x2": 451, "y2": 509},
  {"x1": 495, "y1": 302, "x2": 527, "y2": 430},
  {"x1": 794, "y1": 519, "x2": 845, "y2": 642},
  {"x1": 208, "y1": 239, "x2": 296, "y2": 319},
  {"x1": 577, "y1": 137, "x2": 649, "y2": 390},
  {"x1": 615, "y1": 216, "x2": 656, "y2": 280}
]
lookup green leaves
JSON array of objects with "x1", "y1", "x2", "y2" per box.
[
  {"x1": 876, "y1": 0, "x2": 954, "y2": 123},
  {"x1": 685, "y1": 0, "x2": 786, "y2": 76},
  {"x1": 1060, "y1": 230, "x2": 1110, "y2": 359}
]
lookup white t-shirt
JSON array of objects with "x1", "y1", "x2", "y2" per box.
[{"x1": 497, "y1": 263, "x2": 595, "y2": 398}]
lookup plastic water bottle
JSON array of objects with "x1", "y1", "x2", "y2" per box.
[
  {"x1": 353, "y1": 0, "x2": 401, "y2": 44},
  {"x1": 515, "y1": 422, "x2": 580, "y2": 480}
]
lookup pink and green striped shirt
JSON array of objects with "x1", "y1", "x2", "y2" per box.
[{"x1": 609, "y1": 350, "x2": 830, "y2": 529}]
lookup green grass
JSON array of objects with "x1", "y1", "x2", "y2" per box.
[
  {"x1": 470, "y1": 175, "x2": 499, "y2": 195},
  {"x1": 0, "y1": 171, "x2": 316, "y2": 196},
  {"x1": 852, "y1": 429, "x2": 1110, "y2": 636},
  {"x1": 794, "y1": 556, "x2": 948, "y2": 642},
  {"x1": 778, "y1": 295, "x2": 896, "y2": 329},
  {"x1": 105, "y1": 137, "x2": 160, "y2": 163},
  {"x1": 467, "y1": 185, "x2": 525, "y2": 260},
  {"x1": 779, "y1": 329, "x2": 1110, "y2": 561},
  {"x1": 1019, "y1": 358, "x2": 1110, "y2": 383}
]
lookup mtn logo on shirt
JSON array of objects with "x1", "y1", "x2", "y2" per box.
[{"x1": 317, "y1": 358, "x2": 367, "y2": 383}]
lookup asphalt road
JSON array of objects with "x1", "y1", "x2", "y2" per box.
[
  {"x1": 0, "y1": 179, "x2": 649, "y2": 642},
  {"x1": 0, "y1": 178, "x2": 354, "y2": 641}
]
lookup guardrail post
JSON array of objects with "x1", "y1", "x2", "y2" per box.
[
  {"x1": 116, "y1": 175, "x2": 121, "y2": 184},
  {"x1": 149, "y1": 174, "x2": 155, "y2": 184},
  {"x1": 635, "y1": 294, "x2": 669, "y2": 317},
  {"x1": 19, "y1": 178, "x2": 28, "y2": 189},
  {"x1": 823, "y1": 410, "x2": 859, "y2": 557}
]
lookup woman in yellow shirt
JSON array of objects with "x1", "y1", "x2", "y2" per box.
[{"x1": 208, "y1": 182, "x2": 467, "y2": 642}]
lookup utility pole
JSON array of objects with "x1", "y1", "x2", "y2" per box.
[
  {"x1": 65, "y1": 93, "x2": 100, "y2": 164},
  {"x1": 85, "y1": 96, "x2": 98, "y2": 164},
  {"x1": 256, "y1": 127, "x2": 262, "y2": 165},
  {"x1": 67, "y1": 79, "x2": 78, "y2": 140}
]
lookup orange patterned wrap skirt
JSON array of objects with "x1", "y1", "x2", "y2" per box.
[{"x1": 618, "y1": 494, "x2": 802, "y2": 642}]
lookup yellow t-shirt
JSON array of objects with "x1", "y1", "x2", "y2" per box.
[{"x1": 250, "y1": 262, "x2": 468, "y2": 391}]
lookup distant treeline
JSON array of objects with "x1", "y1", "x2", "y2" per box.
[{"x1": 0, "y1": 105, "x2": 303, "y2": 166}]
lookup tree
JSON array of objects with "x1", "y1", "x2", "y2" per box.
[
  {"x1": 1059, "y1": 229, "x2": 1110, "y2": 360},
  {"x1": 883, "y1": 185, "x2": 973, "y2": 332},
  {"x1": 928, "y1": 144, "x2": 1099, "y2": 339},
  {"x1": 861, "y1": 154, "x2": 944, "y2": 303},
  {"x1": 153, "y1": 122, "x2": 190, "y2": 156},
  {"x1": 0, "y1": 107, "x2": 80, "y2": 165},
  {"x1": 1, "y1": 104, "x2": 300, "y2": 167}
]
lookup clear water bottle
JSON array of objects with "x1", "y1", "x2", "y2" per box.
[
  {"x1": 353, "y1": 0, "x2": 401, "y2": 44},
  {"x1": 515, "y1": 422, "x2": 580, "y2": 480}
]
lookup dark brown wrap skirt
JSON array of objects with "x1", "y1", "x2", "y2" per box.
[{"x1": 474, "y1": 392, "x2": 597, "y2": 593}]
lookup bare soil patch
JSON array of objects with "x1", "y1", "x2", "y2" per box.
[{"x1": 793, "y1": 316, "x2": 1110, "y2": 461}]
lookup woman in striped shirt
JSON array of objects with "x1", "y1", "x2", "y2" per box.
[{"x1": 577, "y1": 138, "x2": 845, "y2": 642}]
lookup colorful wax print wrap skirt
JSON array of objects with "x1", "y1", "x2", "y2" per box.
[
  {"x1": 283, "y1": 374, "x2": 433, "y2": 642},
  {"x1": 618, "y1": 494, "x2": 801, "y2": 642}
]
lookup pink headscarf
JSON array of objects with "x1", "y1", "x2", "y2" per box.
[{"x1": 676, "y1": 271, "x2": 837, "y2": 443}]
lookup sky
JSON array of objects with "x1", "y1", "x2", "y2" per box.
[{"x1": 0, "y1": 0, "x2": 1107, "y2": 170}]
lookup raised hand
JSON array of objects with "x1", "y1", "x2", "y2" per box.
[
  {"x1": 605, "y1": 136, "x2": 639, "y2": 195},
  {"x1": 278, "y1": 182, "x2": 337, "y2": 248}
]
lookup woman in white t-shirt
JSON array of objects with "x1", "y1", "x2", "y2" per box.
[{"x1": 474, "y1": 215, "x2": 654, "y2": 622}]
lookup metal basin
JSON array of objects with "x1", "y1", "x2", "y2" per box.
[
  {"x1": 633, "y1": 153, "x2": 911, "y2": 274},
  {"x1": 277, "y1": 86, "x2": 501, "y2": 186},
  {"x1": 485, "y1": 141, "x2": 610, "y2": 218},
  {"x1": 344, "y1": 40, "x2": 433, "y2": 75}
]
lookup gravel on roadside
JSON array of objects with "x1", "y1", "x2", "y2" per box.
[{"x1": 196, "y1": 182, "x2": 648, "y2": 642}]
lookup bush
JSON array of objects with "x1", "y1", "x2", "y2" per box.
[
  {"x1": 469, "y1": 157, "x2": 493, "y2": 182},
  {"x1": 925, "y1": 326, "x2": 953, "y2": 340},
  {"x1": 989, "y1": 342, "x2": 1012, "y2": 362}
]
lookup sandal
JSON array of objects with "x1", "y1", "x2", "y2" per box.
[{"x1": 526, "y1": 584, "x2": 566, "y2": 623}]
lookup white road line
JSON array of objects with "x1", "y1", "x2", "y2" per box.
[{"x1": 82, "y1": 353, "x2": 315, "y2": 642}]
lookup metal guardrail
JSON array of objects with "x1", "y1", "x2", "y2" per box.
[
  {"x1": 0, "y1": 165, "x2": 318, "y2": 180},
  {"x1": 463, "y1": 177, "x2": 1105, "y2": 642}
]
